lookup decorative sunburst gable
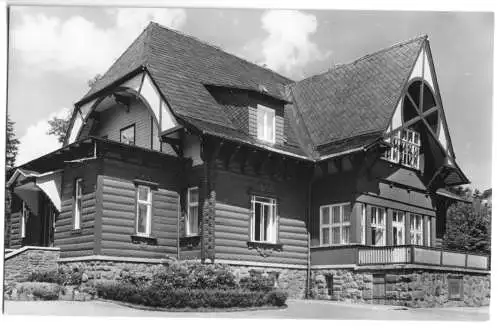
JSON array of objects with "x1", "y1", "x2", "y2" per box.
[{"x1": 385, "y1": 39, "x2": 455, "y2": 160}]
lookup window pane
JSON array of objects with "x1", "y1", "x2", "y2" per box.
[
  {"x1": 120, "y1": 126, "x2": 135, "y2": 145},
  {"x1": 263, "y1": 204, "x2": 271, "y2": 241},
  {"x1": 375, "y1": 229, "x2": 384, "y2": 246},
  {"x1": 342, "y1": 226, "x2": 350, "y2": 244},
  {"x1": 332, "y1": 206, "x2": 340, "y2": 223},
  {"x1": 189, "y1": 206, "x2": 198, "y2": 234},
  {"x1": 257, "y1": 109, "x2": 265, "y2": 139},
  {"x1": 321, "y1": 207, "x2": 330, "y2": 225},
  {"x1": 138, "y1": 186, "x2": 149, "y2": 201},
  {"x1": 189, "y1": 188, "x2": 198, "y2": 203},
  {"x1": 137, "y1": 204, "x2": 148, "y2": 233},
  {"x1": 322, "y1": 228, "x2": 329, "y2": 245},
  {"x1": 254, "y1": 202, "x2": 261, "y2": 241},
  {"x1": 371, "y1": 207, "x2": 377, "y2": 224},
  {"x1": 343, "y1": 205, "x2": 351, "y2": 223},
  {"x1": 332, "y1": 227, "x2": 341, "y2": 244}
]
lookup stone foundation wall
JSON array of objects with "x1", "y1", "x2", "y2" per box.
[
  {"x1": 311, "y1": 268, "x2": 490, "y2": 307},
  {"x1": 4, "y1": 247, "x2": 60, "y2": 284},
  {"x1": 226, "y1": 264, "x2": 307, "y2": 299},
  {"x1": 57, "y1": 259, "x2": 166, "y2": 281},
  {"x1": 57, "y1": 259, "x2": 307, "y2": 299}
]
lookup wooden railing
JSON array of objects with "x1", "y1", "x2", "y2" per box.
[{"x1": 356, "y1": 245, "x2": 490, "y2": 271}]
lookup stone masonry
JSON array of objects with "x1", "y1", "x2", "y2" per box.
[
  {"x1": 311, "y1": 268, "x2": 490, "y2": 307},
  {"x1": 227, "y1": 264, "x2": 307, "y2": 299},
  {"x1": 4, "y1": 247, "x2": 60, "y2": 284}
]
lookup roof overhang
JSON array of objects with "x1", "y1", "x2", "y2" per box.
[
  {"x1": 436, "y1": 188, "x2": 471, "y2": 203},
  {"x1": 8, "y1": 169, "x2": 63, "y2": 212}
]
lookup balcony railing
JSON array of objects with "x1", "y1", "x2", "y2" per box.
[{"x1": 311, "y1": 245, "x2": 490, "y2": 271}]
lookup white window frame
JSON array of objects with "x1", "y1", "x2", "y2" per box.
[
  {"x1": 250, "y1": 196, "x2": 278, "y2": 243},
  {"x1": 319, "y1": 203, "x2": 351, "y2": 246},
  {"x1": 385, "y1": 128, "x2": 421, "y2": 169},
  {"x1": 370, "y1": 206, "x2": 386, "y2": 246},
  {"x1": 410, "y1": 213, "x2": 424, "y2": 245},
  {"x1": 392, "y1": 210, "x2": 405, "y2": 245},
  {"x1": 256, "y1": 105, "x2": 276, "y2": 143},
  {"x1": 135, "y1": 185, "x2": 152, "y2": 236},
  {"x1": 21, "y1": 201, "x2": 29, "y2": 239},
  {"x1": 74, "y1": 178, "x2": 83, "y2": 230},
  {"x1": 186, "y1": 187, "x2": 199, "y2": 236}
]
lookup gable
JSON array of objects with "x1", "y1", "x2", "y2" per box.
[
  {"x1": 385, "y1": 41, "x2": 455, "y2": 159},
  {"x1": 66, "y1": 70, "x2": 178, "y2": 145}
]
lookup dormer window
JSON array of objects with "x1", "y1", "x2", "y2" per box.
[
  {"x1": 257, "y1": 105, "x2": 275, "y2": 143},
  {"x1": 385, "y1": 128, "x2": 421, "y2": 169}
]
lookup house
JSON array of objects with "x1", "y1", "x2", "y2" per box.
[{"x1": 5, "y1": 22, "x2": 490, "y2": 305}]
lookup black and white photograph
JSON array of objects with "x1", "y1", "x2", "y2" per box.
[{"x1": 0, "y1": 0, "x2": 496, "y2": 325}]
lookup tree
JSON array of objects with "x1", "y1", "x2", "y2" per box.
[
  {"x1": 5, "y1": 114, "x2": 20, "y2": 248},
  {"x1": 47, "y1": 110, "x2": 72, "y2": 144},
  {"x1": 443, "y1": 202, "x2": 491, "y2": 254},
  {"x1": 6, "y1": 114, "x2": 20, "y2": 168},
  {"x1": 47, "y1": 74, "x2": 101, "y2": 144}
]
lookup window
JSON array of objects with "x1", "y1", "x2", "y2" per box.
[
  {"x1": 256, "y1": 105, "x2": 275, "y2": 143},
  {"x1": 409, "y1": 214, "x2": 423, "y2": 245},
  {"x1": 74, "y1": 178, "x2": 83, "y2": 230},
  {"x1": 320, "y1": 203, "x2": 351, "y2": 246},
  {"x1": 120, "y1": 124, "x2": 135, "y2": 145},
  {"x1": 392, "y1": 210, "x2": 405, "y2": 245},
  {"x1": 448, "y1": 276, "x2": 464, "y2": 300},
  {"x1": 186, "y1": 187, "x2": 199, "y2": 236},
  {"x1": 251, "y1": 196, "x2": 278, "y2": 243},
  {"x1": 385, "y1": 128, "x2": 421, "y2": 169},
  {"x1": 370, "y1": 206, "x2": 386, "y2": 246},
  {"x1": 136, "y1": 185, "x2": 152, "y2": 236},
  {"x1": 21, "y1": 201, "x2": 29, "y2": 239}
]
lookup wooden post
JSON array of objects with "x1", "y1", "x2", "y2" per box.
[
  {"x1": 351, "y1": 203, "x2": 361, "y2": 244},
  {"x1": 405, "y1": 211, "x2": 412, "y2": 245},
  {"x1": 365, "y1": 205, "x2": 372, "y2": 245},
  {"x1": 430, "y1": 216, "x2": 436, "y2": 247},
  {"x1": 386, "y1": 209, "x2": 393, "y2": 246},
  {"x1": 423, "y1": 215, "x2": 429, "y2": 246}
]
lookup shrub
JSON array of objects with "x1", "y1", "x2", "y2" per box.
[
  {"x1": 265, "y1": 290, "x2": 288, "y2": 306},
  {"x1": 27, "y1": 267, "x2": 83, "y2": 286},
  {"x1": 16, "y1": 282, "x2": 62, "y2": 300},
  {"x1": 150, "y1": 262, "x2": 237, "y2": 291},
  {"x1": 95, "y1": 280, "x2": 287, "y2": 309},
  {"x1": 239, "y1": 270, "x2": 275, "y2": 292}
]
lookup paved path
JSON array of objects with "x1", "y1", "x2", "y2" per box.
[{"x1": 3, "y1": 299, "x2": 489, "y2": 321}]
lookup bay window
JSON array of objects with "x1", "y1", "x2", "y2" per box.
[
  {"x1": 319, "y1": 203, "x2": 351, "y2": 246},
  {"x1": 370, "y1": 206, "x2": 386, "y2": 246},
  {"x1": 186, "y1": 187, "x2": 199, "y2": 236},
  {"x1": 136, "y1": 185, "x2": 152, "y2": 236},
  {"x1": 410, "y1": 213, "x2": 423, "y2": 245},
  {"x1": 385, "y1": 128, "x2": 421, "y2": 169},
  {"x1": 251, "y1": 196, "x2": 278, "y2": 243},
  {"x1": 256, "y1": 105, "x2": 275, "y2": 143},
  {"x1": 392, "y1": 210, "x2": 405, "y2": 245}
]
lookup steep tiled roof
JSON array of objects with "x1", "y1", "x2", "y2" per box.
[
  {"x1": 80, "y1": 22, "x2": 302, "y2": 157},
  {"x1": 289, "y1": 36, "x2": 426, "y2": 155},
  {"x1": 78, "y1": 22, "x2": 426, "y2": 160}
]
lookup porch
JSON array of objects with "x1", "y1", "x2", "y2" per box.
[{"x1": 311, "y1": 245, "x2": 490, "y2": 271}]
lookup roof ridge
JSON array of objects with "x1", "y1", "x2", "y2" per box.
[
  {"x1": 290, "y1": 34, "x2": 428, "y2": 86},
  {"x1": 150, "y1": 21, "x2": 294, "y2": 83}
]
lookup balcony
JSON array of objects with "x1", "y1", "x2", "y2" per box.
[{"x1": 311, "y1": 245, "x2": 490, "y2": 271}]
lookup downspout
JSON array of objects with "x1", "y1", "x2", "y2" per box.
[
  {"x1": 176, "y1": 191, "x2": 180, "y2": 259},
  {"x1": 306, "y1": 167, "x2": 313, "y2": 299}
]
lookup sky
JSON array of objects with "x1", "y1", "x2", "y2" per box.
[{"x1": 6, "y1": 6, "x2": 494, "y2": 191}]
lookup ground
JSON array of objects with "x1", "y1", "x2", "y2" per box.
[{"x1": 3, "y1": 299, "x2": 489, "y2": 321}]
